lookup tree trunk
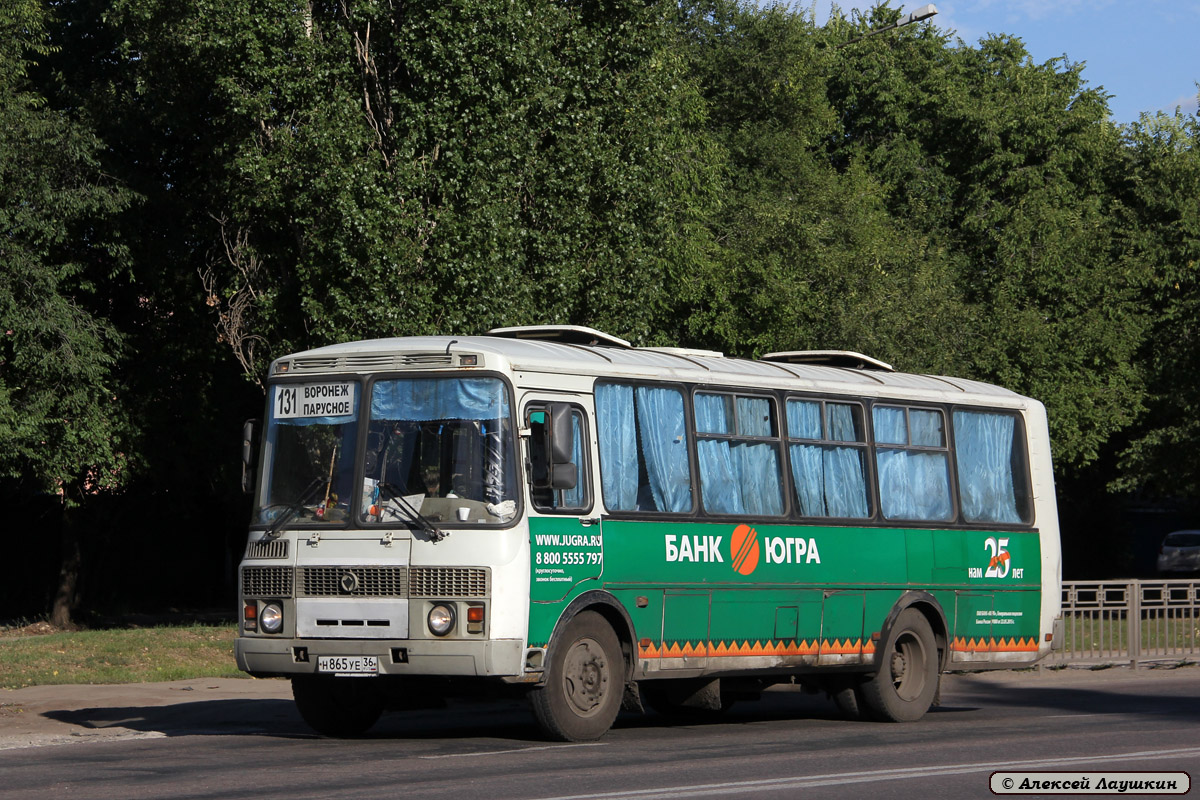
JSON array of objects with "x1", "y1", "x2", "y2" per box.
[{"x1": 50, "y1": 500, "x2": 82, "y2": 629}]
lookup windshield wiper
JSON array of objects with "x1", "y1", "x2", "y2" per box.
[
  {"x1": 377, "y1": 482, "x2": 449, "y2": 543},
  {"x1": 265, "y1": 476, "x2": 325, "y2": 538}
]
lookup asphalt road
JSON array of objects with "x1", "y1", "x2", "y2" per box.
[{"x1": 1, "y1": 666, "x2": 1197, "y2": 800}]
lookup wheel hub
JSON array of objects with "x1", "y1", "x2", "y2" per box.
[{"x1": 562, "y1": 637, "x2": 609, "y2": 717}]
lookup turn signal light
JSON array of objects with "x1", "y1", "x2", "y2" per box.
[{"x1": 466, "y1": 604, "x2": 485, "y2": 634}]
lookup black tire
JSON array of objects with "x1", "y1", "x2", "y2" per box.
[
  {"x1": 529, "y1": 611, "x2": 624, "y2": 741},
  {"x1": 860, "y1": 607, "x2": 939, "y2": 722},
  {"x1": 641, "y1": 679, "x2": 735, "y2": 717},
  {"x1": 829, "y1": 680, "x2": 866, "y2": 721},
  {"x1": 292, "y1": 675, "x2": 384, "y2": 737}
]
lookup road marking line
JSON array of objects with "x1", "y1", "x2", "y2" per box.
[
  {"x1": 420, "y1": 742, "x2": 606, "y2": 759},
  {"x1": 532, "y1": 746, "x2": 1200, "y2": 800}
]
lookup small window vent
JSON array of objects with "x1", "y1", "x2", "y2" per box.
[
  {"x1": 397, "y1": 353, "x2": 454, "y2": 367},
  {"x1": 292, "y1": 357, "x2": 340, "y2": 372},
  {"x1": 245, "y1": 539, "x2": 289, "y2": 560},
  {"x1": 344, "y1": 354, "x2": 399, "y2": 369}
]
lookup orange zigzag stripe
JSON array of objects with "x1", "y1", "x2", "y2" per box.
[
  {"x1": 636, "y1": 636, "x2": 1040, "y2": 659},
  {"x1": 950, "y1": 636, "x2": 1039, "y2": 653},
  {"x1": 637, "y1": 638, "x2": 867, "y2": 659}
]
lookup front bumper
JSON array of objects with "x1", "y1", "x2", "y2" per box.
[{"x1": 236, "y1": 636, "x2": 524, "y2": 678}]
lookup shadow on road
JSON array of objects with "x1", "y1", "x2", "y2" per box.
[
  {"x1": 42, "y1": 671, "x2": 1194, "y2": 744},
  {"x1": 941, "y1": 671, "x2": 1200, "y2": 720}
]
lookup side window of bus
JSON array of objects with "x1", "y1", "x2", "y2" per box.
[
  {"x1": 695, "y1": 392, "x2": 785, "y2": 516},
  {"x1": 952, "y1": 409, "x2": 1033, "y2": 524},
  {"x1": 786, "y1": 398, "x2": 871, "y2": 519},
  {"x1": 594, "y1": 383, "x2": 693, "y2": 513},
  {"x1": 872, "y1": 405, "x2": 954, "y2": 522},
  {"x1": 527, "y1": 404, "x2": 591, "y2": 513}
]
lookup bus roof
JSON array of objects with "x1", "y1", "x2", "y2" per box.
[{"x1": 272, "y1": 332, "x2": 1028, "y2": 405}]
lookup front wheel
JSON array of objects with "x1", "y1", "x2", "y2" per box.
[
  {"x1": 859, "y1": 607, "x2": 939, "y2": 722},
  {"x1": 292, "y1": 675, "x2": 384, "y2": 737},
  {"x1": 529, "y1": 611, "x2": 624, "y2": 741}
]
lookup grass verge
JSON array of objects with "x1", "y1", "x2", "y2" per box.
[{"x1": 0, "y1": 625, "x2": 245, "y2": 689}]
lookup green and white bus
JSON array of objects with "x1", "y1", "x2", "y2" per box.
[{"x1": 236, "y1": 325, "x2": 1062, "y2": 740}]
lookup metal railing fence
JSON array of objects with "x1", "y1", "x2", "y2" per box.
[{"x1": 1049, "y1": 579, "x2": 1200, "y2": 667}]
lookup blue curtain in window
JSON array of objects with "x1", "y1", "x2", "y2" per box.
[
  {"x1": 877, "y1": 449, "x2": 952, "y2": 520},
  {"x1": 827, "y1": 403, "x2": 858, "y2": 442},
  {"x1": 910, "y1": 409, "x2": 944, "y2": 446},
  {"x1": 733, "y1": 397, "x2": 781, "y2": 515},
  {"x1": 824, "y1": 447, "x2": 870, "y2": 517},
  {"x1": 790, "y1": 444, "x2": 868, "y2": 518},
  {"x1": 371, "y1": 378, "x2": 507, "y2": 422},
  {"x1": 636, "y1": 386, "x2": 692, "y2": 512},
  {"x1": 787, "y1": 400, "x2": 822, "y2": 439},
  {"x1": 596, "y1": 384, "x2": 638, "y2": 511},
  {"x1": 736, "y1": 397, "x2": 771, "y2": 436},
  {"x1": 696, "y1": 393, "x2": 743, "y2": 514},
  {"x1": 733, "y1": 443, "x2": 783, "y2": 515},
  {"x1": 789, "y1": 444, "x2": 826, "y2": 515},
  {"x1": 954, "y1": 410, "x2": 1020, "y2": 523},
  {"x1": 698, "y1": 440, "x2": 744, "y2": 513},
  {"x1": 873, "y1": 406, "x2": 907, "y2": 444}
]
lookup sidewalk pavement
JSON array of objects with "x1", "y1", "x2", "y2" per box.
[{"x1": 0, "y1": 677, "x2": 296, "y2": 750}]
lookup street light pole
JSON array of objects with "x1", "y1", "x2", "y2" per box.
[{"x1": 836, "y1": 3, "x2": 938, "y2": 48}]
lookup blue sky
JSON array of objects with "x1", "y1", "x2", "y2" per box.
[{"x1": 811, "y1": 1, "x2": 1200, "y2": 124}]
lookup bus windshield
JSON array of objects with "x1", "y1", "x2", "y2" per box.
[
  {"x1": 257, "y1": 380, "x2": 361, "y2": 525},
  {"x1": 360, "y1": 376, "x2": 517, "y2": 525}
]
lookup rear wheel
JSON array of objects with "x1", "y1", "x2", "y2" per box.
[
  {"x1": 860, "y1": 608, "x2": 939, "y2": 722},
  {"x1": 529, "y1": 611, "x2": 623, "y2": 741},
  {"x1": 292, "y1": 675, "x2": 384, "y2": 737}
]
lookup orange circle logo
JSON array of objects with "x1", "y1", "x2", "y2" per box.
[{"x1": 730, "y1": 524, "x2": 760, "y2": 576}]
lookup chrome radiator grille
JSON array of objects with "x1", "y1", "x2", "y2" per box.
[
  {"x1": 241, "y1": 565, "x2": 488, "y2": 598},
  {"x1": 241, "y1": 566, "x2": 293, "y2": 598},
  {"x1": 298, "y1": 566, "x2": 408, "y2": 597},
  {"x1": 410, "y1": 567, "x2": 489, "y2": 598}
]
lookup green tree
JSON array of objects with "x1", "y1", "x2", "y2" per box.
[
  {"x1": 0, "y1": 0, "x2": 134, "y2": 625},
  {"x1": 677, "y1": 2, "x2": 967, "y2": 370},
  {"x1": 1114, "y1": 108, "x2": 1200, "y2": 498},
  {"x1": 825, "y1": 17, "x2": 1146, "y2": 471},
  {"x1": 81, "y1": 0, "x2": 719, "y2": 376}
]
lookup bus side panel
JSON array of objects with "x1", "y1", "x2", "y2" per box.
[
  {"x1": 937, "y1": 529, "x2": 1044, "y2": 662},
  {"x1": 527, "y1": 516, "x2": 604, "y2": 648}
]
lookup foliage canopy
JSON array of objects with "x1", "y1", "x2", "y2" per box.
[{"x1": 3, "y1": 0, "x2": 1200, "y2": 618}]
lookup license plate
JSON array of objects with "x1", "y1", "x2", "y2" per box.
[{"x1": 317, "y1": 655, "x2": 379, "y2": 675}]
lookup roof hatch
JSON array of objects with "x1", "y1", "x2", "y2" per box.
[
  {"x1": 485, "y1": 325, "x2": 632, "y2": 348},
  {"x1": 761, "y1": 350, "x2": 895, "y2": 372}
]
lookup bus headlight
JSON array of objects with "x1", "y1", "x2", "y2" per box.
[
  {"x1": 260, "y1": 603, "x2": 284, "y2": 634},
  {"x1": 428, "y1": 603, "x2": 455, "y2": 637}
]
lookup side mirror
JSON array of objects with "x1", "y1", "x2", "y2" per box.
[
  {"x1": 547, "y1": 403, "x2": 573, "y2": 464},
  {"x1": 241, "y1": 418, "x2": 260, "y2": 495},
  {"x1": 530, "y1": 404, "x2": 578, "y2": 491},
  {"x1": 550, "y1": 463, "x2": 577, "y2": 491}
]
